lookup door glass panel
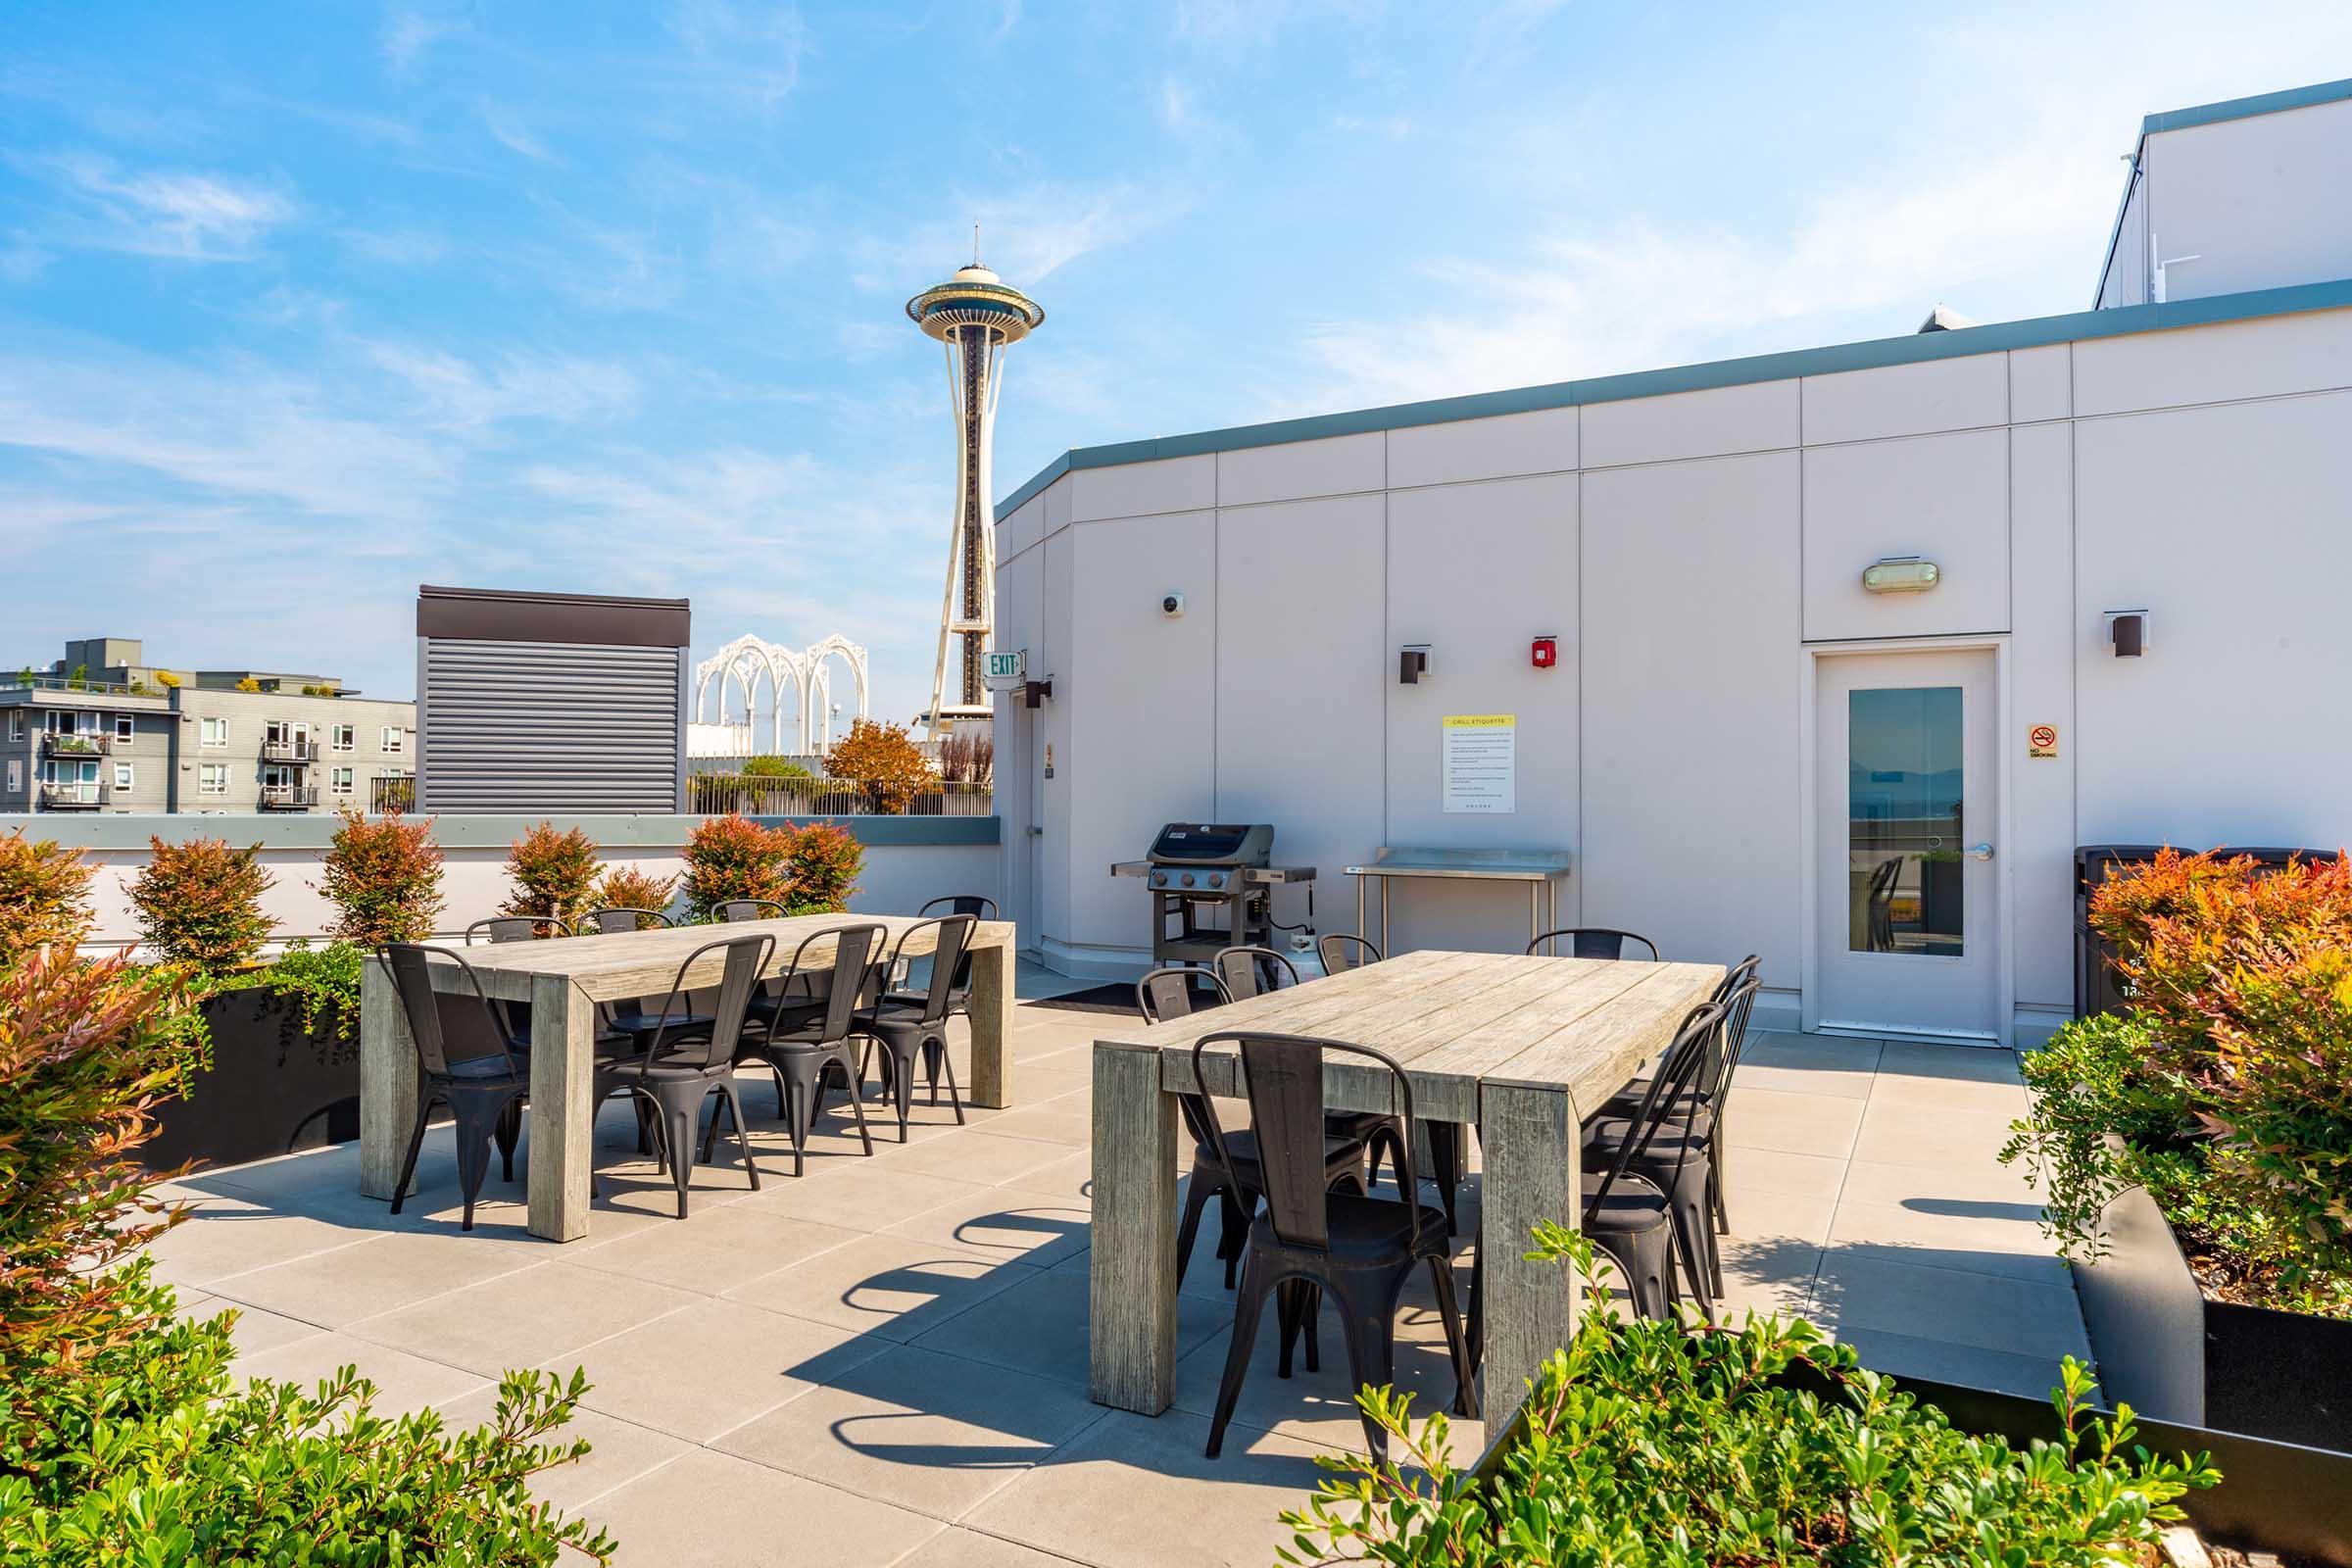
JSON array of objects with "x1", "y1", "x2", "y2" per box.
[{"x1": 1847, "y1": 686, "x2": 1963, "y2": 956}]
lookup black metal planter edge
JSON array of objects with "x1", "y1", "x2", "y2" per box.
[
  {"x1": 2076, "y1": 1175, "x2": 2352, "y2": 1457},
  {"x1": 1468, "y1": 1344, "x2": 2352, "y2": 1565},
  {"x1": 136, "y1": 985, "x2": 362, "y2": 1175}
]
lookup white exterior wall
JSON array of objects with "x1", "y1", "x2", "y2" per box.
[{"x1": 997, "y1": 304, "x2": 2352, "y2": 1042}]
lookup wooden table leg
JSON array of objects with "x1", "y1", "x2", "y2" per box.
[
  {"x1": 967, "y1": 938, "x2": 1015, "y2": 1109},
  {"x1": 525, "y1": 975, "x2": 594, "y2": 1243},
  {"x1": 1090, "y1": 1043, "x2": 1177, "y2": 1412},
  {"x1": 1477, "y1": 1081, "x2": 1580, "y2": 1420},
  {"x1": 358, "y1": 955, "x2": 415, "y2": 1201}
]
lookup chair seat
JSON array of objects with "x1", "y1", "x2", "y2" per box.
[
  {"x1": 1598, "y1": 1077, "x2": 1717, "y2": 1119},
  {"x1": 435, "y1": 1054, "x2": 526, "y2": 1085},
  {"x1": 1264, "y1": 1191, "x2": 1449, "y2": 1262},
  {"x1": 882, "y1": 987, "x2": 969, "y2": 1011},
  {"x1": 1584, "y1": 1110, "x2": 1714, "y2": 1153},
  {"x1": 608, "y1": 1010, "x2": 713, "y2": 1041},
  {"x1": 1581, "y1": 1172, "x2": 1674, "y2": 1235},
  {"x1": 1323, "y1": 1110, "x2": 1392, "y2": 1141},
  {"x1": 861, "y1": 1008, "x2": 949, "y2": 1045},
  {"x1": 749, "y1": 992, "x2": 826, "y2": 1022},
  {"x1": 1198, "y1": 1125, "x2": 1366, "y2": 1170}
]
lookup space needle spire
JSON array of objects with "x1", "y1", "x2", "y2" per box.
[{"x1": 906, "y1": 240, "x2": 1044, "y2": 737}]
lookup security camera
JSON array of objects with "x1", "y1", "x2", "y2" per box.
[{"x1": 1160, "y1": 592, "x2": 1186, "y2": 618}]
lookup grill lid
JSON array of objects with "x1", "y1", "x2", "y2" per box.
[{"x1": 1148, "y1": 822, "x2": 1274, "y2": 866}]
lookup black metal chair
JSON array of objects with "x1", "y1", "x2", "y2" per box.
[
  {"x1": 591, "y1": 933, "x2": 772, "y2": 1217},
  {"x1": 466, "y1": 915, "x2": 575, "y2": 943},
  {"x1": 1192, "y1": 1030, "x2": 1478, "y2": 1461},
  {"x1": 737, "y1": 922, "x2": 884, "y2": 1175},
  {"x1": 1138, "y1": 968, "x2": 1376, "y2": 1292},
  {"x1": 1316, "y1": 933, "x2": 1382, "y2": 975},
  {"x1": 717, "y1": 900, "x2": 787, "y2": 922},
  {"x1": 377, "y1": 944, "x2": 529, "y2": 1232},
  {"x1": 881, "y1": 895, "x2": 998, "y2": 1017},
  {"x1": 586, "y1": 906, "x2": 674, "y2": 933},
  {"x1": 858, "y1": 915, "x2": 976, "y2": 1140},
  {"x1": 1525, "y1": 927, "x2": 1660, "y2": 961},
  {"x1": 1468, "y1": 999, "x2": 1725, "y2": 1350},
  {"x1": 1220, "y1": 942, "x2": 1462, "y2": 1236}
]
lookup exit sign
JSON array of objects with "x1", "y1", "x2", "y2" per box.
[{"x1": 984, "y1": 649, "x2": 1026, "y2": 690}]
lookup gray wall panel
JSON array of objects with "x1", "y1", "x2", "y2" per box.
[{"x1": 418, "y1": 638, "x2": 686, "y2": 812}]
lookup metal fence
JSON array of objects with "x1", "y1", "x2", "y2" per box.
[
  {"x1": 686, "y1": 775, "x2": 993, "y2": 817},
  {"x1": 370, "y1": 775, "x2": 416, "y2": 813}
]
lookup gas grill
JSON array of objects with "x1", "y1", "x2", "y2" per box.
[{"x1": 1112, "y1": 823, "x2": 1317, "y2": 966}]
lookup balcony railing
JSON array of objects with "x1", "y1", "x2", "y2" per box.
[
  {"x1": 38, "y1": 782, "x2": 108, "y2": 810},
  {"x1": 687, "y1": 775, "x2": 994, "y2": 817},
  {"x1": 258, "y1": 785, "x2": 320, "y2": 810},
  {"x1": 370, "y1": 775, "x2": 416, "y2": 813},
  {"x1": 40, "y1": 733, "x2": 109, "y2": 758},
  {"x1": 260, "y1": 739, "x2": 319, "y2": 763}
]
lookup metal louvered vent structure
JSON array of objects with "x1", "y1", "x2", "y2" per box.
[{"x1": 416, "y1": 585, "x2": 690, "y2": 813}]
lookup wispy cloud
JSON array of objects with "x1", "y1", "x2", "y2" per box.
[
  {"x1": 340, "y1": 227, "x2": 449, "y2": 266},
  {"x1": 664, "y1": 1, "x2": 812, "y2": 114},
  {"x1": 382, "y1": 11, "x2": 458, "y2": 74},
  {"x1": 480, "y1": 102, "x2": 559, "y2": 164},
  {"x1": 859, "y1": 181, "x2": 1191, "y2": 292},
  {"x1": 22, "y1": 153, "x2": 295, "y2": 261}
]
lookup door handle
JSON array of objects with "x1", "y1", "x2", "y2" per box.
[{"x1": 1963, "y1": 843, "x2": 1995, "y2": 861}]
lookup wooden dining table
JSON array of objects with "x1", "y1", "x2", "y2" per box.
[
  {"x1": 1087, "y1": 948, "x2": 1724, "y2": 1418},
  {"x1": 358, "y1": 913, "x2": 1018, "y2": 1242}
]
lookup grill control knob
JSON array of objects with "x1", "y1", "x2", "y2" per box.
[
  {"x1": 1208, "y1": 872, "x2": 1225, "y2": 888},
  {"x1": 1181, "y1": 873, "x2": 1196, "y2": 888},
  {"x1": 1150, "y1": 870, "x2": 1165, "y2": 888}
]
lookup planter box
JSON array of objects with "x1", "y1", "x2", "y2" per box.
[
  {"x1": 1473, "y1": 1348, "x2": 2352, "y2": 1565},
  {"x1": 2076, "y1": 1177, "x2": 2352, "y2": 1455},
  {"x1": 139, "y1": 987, "x2": 361, "y2": 1173}
]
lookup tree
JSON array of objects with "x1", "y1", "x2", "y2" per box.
[
  {"x1": 316, "y1": 808, "x2": 443, "y2": 944},
  {"x1": 233, "y1": 676, "x2": 261, "y2": 693},
  {"x1": 127, "y1": 837, "x2": 275, "y2": 970},
  {"x1": 498, "y1": 822, "x2": 601, "y2": 928},
  {"x1": 824, "y1": 718, "x2": 933, "y2": 814}
]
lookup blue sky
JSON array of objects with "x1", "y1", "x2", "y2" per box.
[{"x1": 4, "y1": 3, "x2": 2346, "y2": 724}]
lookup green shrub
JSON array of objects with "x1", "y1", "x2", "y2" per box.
[
  {"x1": 258, "y1": 940, "x2": 367, "y2": 1039},
  {"x1": 0, "y1": 831, "x2": 95, "y2": 962},
  {"x1": 498, "y1": 821, "x2": 602, "y2": 928},
  {"x1": 317, "y1": 808, "x2": 444, "y2": 944},
  {"x1": 0, "y1": 909, "x2": 612, "y2": 1566},
  {"x1": 680, "y1": 813, "x2": 791, "y2": 920},
  {"x1": 1283, "y1": 1225, "x2": 2216, "y2": 1568},
  {"x1": 740, "y1": 755, "x2": 813, "y2": 779},
  {"x1": 127, "y1": 835, "x2": 275, "y2": 971},
  {"x1": 594, "y1": 863, "x2": 678, "y2": 925},
  {"x1": 780, "y1": 820, "x2": 861, "y2": 913}
]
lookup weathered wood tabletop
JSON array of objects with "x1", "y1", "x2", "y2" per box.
[
  {"x1": 359, "y1": 913, "x2": 1017, "y2": 1242},
  {"x1": 1087, "y1": 948, "x2": 1723, "y2": 1418}
]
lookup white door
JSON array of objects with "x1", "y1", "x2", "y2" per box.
[{"x1": 1815, "y1": 650, "x2": 2001, "y2": 1041}]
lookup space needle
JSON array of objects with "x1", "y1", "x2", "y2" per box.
[{"x1": 906, "y1": 236, "x2": 1045, "y2": 736}]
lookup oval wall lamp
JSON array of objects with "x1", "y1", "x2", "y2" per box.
[{"x1": 1862, "y1": 557, "x2": 1941, "y2": 593}]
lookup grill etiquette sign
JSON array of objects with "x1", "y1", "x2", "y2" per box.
[{"x1": 1442, "y1": 713, "x2": 1516, "y2": 813}]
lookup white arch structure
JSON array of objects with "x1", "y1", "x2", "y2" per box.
[{"x1": 692, "y1": 632, "x2": 871, "y2": 757}]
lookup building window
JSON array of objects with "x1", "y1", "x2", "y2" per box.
[
  {"x1": 331, "y1": 766, "x2": 354, "y2": 795},
  {"x1": 5, "y1": 760, "x2": 18, "y2": 792},
  {"x1": 331, "y1": 723, "x2": 355, "y2": 751},
  {"x1": 6, "y1": 712, "x2": 21, "y2": 742},
  {"x1": 200, "y1": 763, "x2": 227, "y2": 795},
  {"x1": 114, "y1": 762, "x2": 134, "y2": 791},
  {"x1": 381, "y1": 726, "x2": 405, "y2": 754},
  {"x1": 75, "y1": 710, "x2": 102, "y2": 736},
  {"x1": 200, "y1": 716, "x2": 228, "y2": 747},
  {"x1": 115, "y1": 714, "x2": 135, "y2": 743}
]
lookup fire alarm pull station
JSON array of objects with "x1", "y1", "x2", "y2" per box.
[{"x1": 1531, "y1": 635, "x2": 1559, "y2": 669}]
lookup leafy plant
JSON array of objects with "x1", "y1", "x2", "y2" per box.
[
  {"x1": 154, "y1": 669, "x2": 181, "y2": 689},
  {"x1": 0, "y1": 831, "x2": 95, "y2": 961},
  {"x1": 66, "y1": 663, "x2": 87, "y2": 691},
  {"x1": 1282, "y1": 1225, "x2": 2217, "y2": 1568},
  {"x1": 127, "y1": 835, "x2": 275, "y2": 971},
  {"x1": 259, "y1": 940, "x2": 367, "y2": 1039},
  {"x1": 498, "y1": 821, "x2": 601, "y2": 928},
  {"x1": 316, "y1": 808, "x2": 444, "y2": 944},
  {"x1": 594, "y1": 863, "x2": 678, "y2": 926},
  {"x1": 824, "y1": 718, "x2": 933, "y2": 814},
  {"x1": 680, "y1": 813, "x2": 791, "y2": 920},
  {"x1": 780, "y1": 821, "x2": 861, "y2": 913},
  {"x1": 0, "y1": 914, "x2": 612, "y2": 1566},
  {"x1": 740, "y1": 755, "x2": 813, "y2": 779},
  {"x1": 233, "y1": 676, "x2": 261, "y2": 693}
]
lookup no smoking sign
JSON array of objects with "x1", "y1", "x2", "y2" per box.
[{"x1": 2029, "y1": 724, "x2": 2059, "y2": 759}]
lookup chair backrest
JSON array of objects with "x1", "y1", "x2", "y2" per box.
[
  {"x1": 717, "y1": 900, "x2": 786, "y2": 923},
  {"x1": 1212, "y1": 945, "x2": 1299, "y2": 1001},
  {"x1": 1136, "y1": 965, "x2": 1233, "y2": 1024},
  {"x1": 1705, "y1": 965, "x2": 1763, "y2": 1103},
  {"x1": 919, "y1": 894, "x2": 1000, "y2": 921},
  {"x1": 636, "y1": 933, "x2": 774, "y2": 1069},
  {"x1": 466, "y1": 915, "x2": 569, "y2": 944},
  {"x1": 1585, "y1": 1000, "x2": 1724, "y2": 1220},
  {"x1": 779, "y1": 921, "x2": 886, "y2": 1045},
  {"x1": 377, "y1": 944, "x2": 518, "y2": 1079},
  {"x1": 1526, "y1": 927, "x2": 1660, "y2": 962},
  {"x1": 1315, "y1": 933, "x2": 1382, "y2": 975},
  {"x1": 886, "y1": 915, "x2": 976, "y2": 1027},
  {"x1": 1190, "y1": 1031, "x2": 1421, "y2": 1255},
  {"x1": 588, "y1": 906, "x2": 672, "y2": 933}
]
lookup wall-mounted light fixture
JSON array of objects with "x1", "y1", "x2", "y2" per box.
[
  {"x1": 1398, "y1": 645, "x2": 1430, "y2": 685},
  {"x1": 1862, "y1": 557, "x2": 1941, "y2": 594},
  {"x1": 1024, "y1": 676, "x2": 1054, "y2": 708},
  {"x1": 2105, "y1": 611, "x2": 2148, "y2": 658}
]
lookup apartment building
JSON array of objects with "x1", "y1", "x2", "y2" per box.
[{"x1": 0, "y1": 638, "x2": 416, "y2": 813}]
